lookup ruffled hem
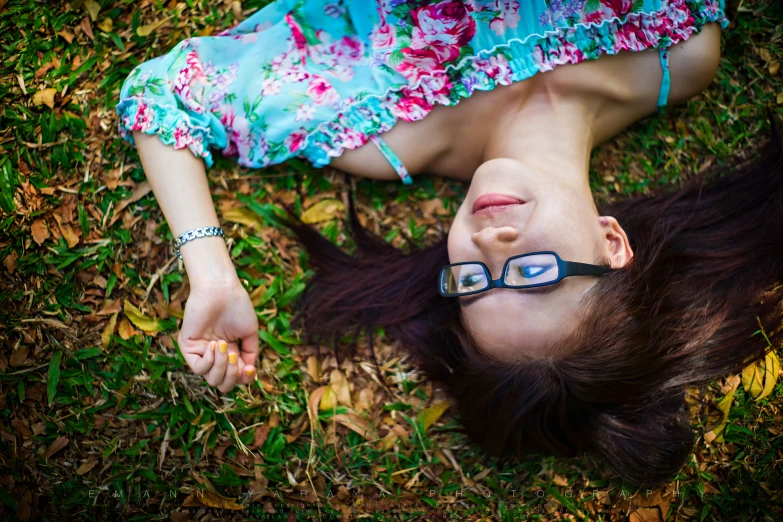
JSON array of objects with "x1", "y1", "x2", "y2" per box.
[
  {"x1": 116, "y1": 97, "x2": 218, "y2": 168},
  {"x1": 299, "y1": 0, "x2": 728, "y2": 168}
]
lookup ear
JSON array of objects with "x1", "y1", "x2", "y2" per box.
[{"x1": 598, "y1": 216, "x2": 633, "y2": 268}]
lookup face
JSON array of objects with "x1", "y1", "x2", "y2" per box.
[{"x1": 447, "y1": 158, "x2": 624, "y2": 361}]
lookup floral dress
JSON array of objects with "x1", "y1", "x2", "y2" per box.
[{"x1": 116, "y1": 0, "x2": 727, "y2": 183}]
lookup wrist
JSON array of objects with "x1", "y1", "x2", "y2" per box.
[{"x1": 180, "y1": 236, "x2": 238, "y2": 285}]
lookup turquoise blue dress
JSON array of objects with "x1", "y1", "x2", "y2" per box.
[{"x1": 116, "y1": 0, "x2": 727, "y2": 183}]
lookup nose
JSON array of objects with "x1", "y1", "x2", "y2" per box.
[{"x1": 471, "y1": 226, "x2": 520, "y2": 250}]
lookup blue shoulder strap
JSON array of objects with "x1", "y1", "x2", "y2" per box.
[
  {"x1": 369, "y1": 134, "x2": 412, "y2": 185},
  {"x1": 657, "y1": 46, "x2": 671, "y2": 109}
]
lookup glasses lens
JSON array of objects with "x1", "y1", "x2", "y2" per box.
[
  {"x1": 440, "y1": 264, "x2": 489, "y2": 295},
  {"x1": 504, "y1": 254, "x2": 559, "y2": 287}
]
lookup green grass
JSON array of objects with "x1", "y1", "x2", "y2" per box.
[{"x1": 1, "y1": 0, "x2": 782, "y2": 520}]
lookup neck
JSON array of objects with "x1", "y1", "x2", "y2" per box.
[{"x1": 481, "y1": 87, "x2": 598, "y2": 189}]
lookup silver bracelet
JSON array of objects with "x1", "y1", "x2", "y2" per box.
[{"x1": 173, "y1": 226, "x2": 225, "y2": 260}]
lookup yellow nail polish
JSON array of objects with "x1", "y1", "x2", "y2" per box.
[
  {"x1": 228, "y1": 352, "x2": 237, "y2": 365},
  {"x1": 245, "y1": 368, "x2": 254, "y2": 376},
  {"x1": 210, "y1": 341, "x2": 215, "y2": 351},
  {"x1": 219, "y1": 341, "x2": 227, "y2": 353}
]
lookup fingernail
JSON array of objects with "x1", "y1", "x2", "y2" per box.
[
  {"x1": 228, "y1": 352, "x2": 237, "y2": 364},
  {"x1": 210, "y1": 341, "x2": 215, "y2": 351},
  {"x1": 245, "y1": 367, "x2": 255, "y2": 376},
  {"x1": 219, "y1": 341, "x2": 227, "y2": 353}
]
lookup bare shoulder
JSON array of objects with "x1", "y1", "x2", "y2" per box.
[{"x1": 666, "y1": 22, "x2": 722, "y2": 105}]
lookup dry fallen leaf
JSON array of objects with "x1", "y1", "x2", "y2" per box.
[
  {"x1": 75, "y1": 458, "x2": 98, "y2": 475},
  {"x1": 705, "y1": 384, "x2": 737, "y2": 444},
  {"x1": 329, "y1": 369, "x2": 352, "y2": 407},
  {"x1": 332, "y1": 413, "x2": 375, "y2": 440},
  {"x1": 101, "y1": 312, "x2": 118, "y2": 350},
  {"x1": 33, "y1": 88, "x2": 57, "y2": 109},
  {"x1": 124, "y1": 300, "x2": 162, "y2": 334},
  {"x1": 305, "y1": 355, "x2": 322, "y2": 383},
  {"x1": 300, "y1": 199, "x2": 344, "y2": 224},
  {"x1": 741, "y1": 350, "x2": 780, "y2": 401},
  {"x1": 83, "y1": 0, "x2": 100, "y2": 21},
  {"x1": 223, "y1": 207, "x2": 264, "y2": 228},
  {"x1": 117, "y1": 318, "x2": 136, "y2": 340},
  {"x1": 97, "y1": 18, "x2": 113, "y2": 33},
  {"x1": 137, "y1": 19, "x2": 167, "y2": 37},
  {"x1": 319, "y1": 385, "x2": 337, "y2": 411},
  {"x1": 41, "y1": 436, "x2": 69, "y2": 459},
  {"x1": 418, "y1": 401, "x2": 450, "y2": 432},
  {"x1": 31, "y1": 219, "x2": 50, "y2": 245},
  {"x1": 3, "y1": 250, "x2": 18, "y2": 274}
]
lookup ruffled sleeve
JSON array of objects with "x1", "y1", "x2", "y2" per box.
[{"x1": 116, "y1": 39, "x2": 230, "y2": 168}]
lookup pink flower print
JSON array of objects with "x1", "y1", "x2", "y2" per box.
[
  {"x1": 601, "y1": 0, "x2": 633, "y2": 17},
  {"x1": 261, "y1": 78, "x2": 282, "y2": 96},
  {"x1": 334, "y1": 35, "x2": 365, "y2": 63},
  {"x1": 285, "y1": 129, "x2": 309, "y2": 153},
  {"x1": 476, "y1": 54, "x2": 513, "y2": 83},
  {"x1": 336, "y1": 128, "x2": 366, "y2": 149},
  {"x1": 390, "y1": 92, "x2": 433, "y2": 122},
  {"x1": 409, "y1": 0, "x2": 477, "y2": 63},
  {"x1": 306, "y1": 77, "x2": 339, "y2": 105},
  {"x1": 558, "y1": 40, "x2": 585, "y2": 64},
  {"x1": 295, "y1": 102, "x2": 316, "y2": 122},
  {"x1": 285, "y1": 13, "x2": 310, "y2": 65},
  {"x1": 584, "y1": 11, "x2": 605, "y2": 24},
  {"x1": 283, "y1": 68, "x2": 310, "y2": 84},
  {"x1": 133, "y1": 101, "x2": 154, "y2": 132},
  {"x1": 397, "y1": 48, "x2": 443, "y2": 82},
  {"x1": 173, "y1": 125, "x2": 194, "y2": 150},
  {"x1": 370, "y1": 22, "x2": 396, "y2": 50},
  {"x1": 488, "y1": 0, "x2": 521, "y2": 36},
  {"x1": 219, "y1": 106, "x2": 255, "y2": 159},
  {"x1": 174, "y1": 50, "x2": 207, "y2": 114}
]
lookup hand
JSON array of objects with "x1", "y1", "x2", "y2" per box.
[{"x1": 178, "y1": 277, "x2": 260, "y2": 393}]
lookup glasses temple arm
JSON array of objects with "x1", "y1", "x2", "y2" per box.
[{"x1": 564, "y1": 261, "x2": 615, "y2": 277}]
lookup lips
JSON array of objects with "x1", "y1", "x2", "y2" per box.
[{"x1": 472, "y1": 194, "x2": 525, "y2": 216}]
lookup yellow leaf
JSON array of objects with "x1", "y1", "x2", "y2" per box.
[
  {"x1": 123, "y1": 300, "x2": 161, "y2": 334},
  {"x1": 705, "y1": 387, "x2": 736, "y2": 444},
  {"x1": 97, "y1": 18, "x2": 113, "y2": 33},
  {"x1": 418, "y1": 401, "x2": 450, "y2": 432},
  {"x1": 741, "y1": 360, "x2": 764, "y2": 399},
  {"x1": 101, "y1": 312, "x2": 118, "y2": 350},
  {"x1": 319, "y1": 385, "x2": 337, "y2": 411},
  {"x1": 757, "y1": 350, "x2": 781, "y2": 402},
  {"x1": 300, "y1": 199, "x2": 344, "y2": 224},
  {"x1": 136, "y1": 19, "x2": 167, "y2": 37},
  {"x1": 83, "y1": 0, "x2": 100, "y2": 21},
  {"x1": 32, "y1": 88, "x2": 57, "y2": 109},
  {"x1": 329, "y1": 369, "x2": 352, "y2": 407},
  {"x1": 223, "y1": 207, "x2": 264, "y2": 229}
]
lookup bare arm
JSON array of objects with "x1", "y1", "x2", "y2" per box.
[{"x1": 134, "y1": 132, "x2": 259, "y2": 391}]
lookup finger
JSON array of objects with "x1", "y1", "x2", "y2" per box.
[
  {"x1": 218, "y1": 348, "x2": 240, "y2": 393},
  {"x1": 179, "y1": 336, "x2": 210, "y2": 375},
  {"x1": 190, "y1": 340, "x2": 216, "y2": 376},
  {"x1": 206, "y1": 339, "x2": 229, "y2": 387},
  {"x1": 237, "y1": 333, "x2": 259, "y2": 385}
]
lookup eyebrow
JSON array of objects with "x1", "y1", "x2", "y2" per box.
[{"x1": 458, "y1": 284, "x2": 560, "y2": 307}]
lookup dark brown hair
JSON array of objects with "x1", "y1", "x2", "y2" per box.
[{"x1": 281, "y1": 115, "x2": 783, "y2": 487}]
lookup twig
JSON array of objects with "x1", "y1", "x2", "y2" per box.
[{"x1": 142, "y1": 254, "x2": 178, "y2": 304}]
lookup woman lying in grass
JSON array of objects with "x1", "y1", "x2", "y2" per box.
[{"x1": 117, "y1": 0, "x2": 783, "y2": 486}]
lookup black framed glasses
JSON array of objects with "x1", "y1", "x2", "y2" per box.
[{"x1": 438, "y1": 251, "x2": 615, "y2": 297}]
